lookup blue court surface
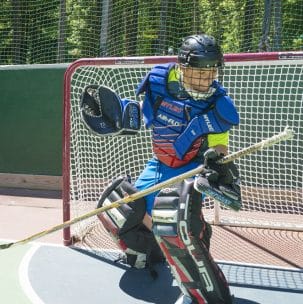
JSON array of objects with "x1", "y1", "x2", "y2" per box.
[{"x1": 0, "y1": 240, "x2": 302, "y2": 304}]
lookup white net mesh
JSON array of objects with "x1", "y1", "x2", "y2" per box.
[
  {"x1": 222, "y1": 59, "x2": 303, "y2": 229},
  {"x1": 1, "y1": 1, "x2": 303, "y2": 64},
  {"x1": 63, "y1": 54, "x2": 303, "y2": 249}
]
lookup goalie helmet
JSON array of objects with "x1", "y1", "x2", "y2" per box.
[
  {"x1": 178, "y1": 34, "x2": 224, "y2": 100},
  {"x1": 178, "y1": 34, "x2": 223, "y2": 68}
]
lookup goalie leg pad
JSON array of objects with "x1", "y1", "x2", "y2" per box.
[
  {"x1": 152, "y1": 178, "x2": 233, "y2": 304},
  {"x1": 97, "y1": 177, "x2": 163, "y2": 269}
]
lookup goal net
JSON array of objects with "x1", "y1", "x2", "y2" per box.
[
  {"x1": 63, "y1": 53, "x2": 303, "y2": 249},
  {"x1": 2, "y1": 1, "x2": 303, "y2": 65}
]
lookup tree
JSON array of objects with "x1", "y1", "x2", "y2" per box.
[
  {"x1": 125, "y1": 0, "x2": 138, "y2": 56},
  {"x1": 11, "y1": 0, "x2": 24, "y2": 64},
  {"x1": 242, "y1": 0, "x2": 255, "y2": 52},
  {"x1": 58, "y1": 0, "x2": 67, "y2": 63}
]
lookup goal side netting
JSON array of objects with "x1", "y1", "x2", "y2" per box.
[{"x1": 63, "y1": 52, "x2": 303, "y2": 248}]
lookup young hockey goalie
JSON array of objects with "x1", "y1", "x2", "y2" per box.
[{"x1": 81, "y1": 34, "x2": 241, "y2": 303}]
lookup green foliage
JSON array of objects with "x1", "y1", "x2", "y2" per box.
[
  {"x1": 0, "y1": 1, "x2": 12, "y2": 64},
  {"x1": 0, "y1": 0, "x2": 302, "y2": 65},
  {"x1": 66, "y1": 0, "x2": 101, "y2": 60}
]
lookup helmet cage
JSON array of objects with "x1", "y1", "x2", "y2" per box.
[
  {"x1": 180, "y1": 68, "x2": 217, "y2": 100},
  {"x1": 178, "y1": 35, "x2": 224, "y2": 100}
]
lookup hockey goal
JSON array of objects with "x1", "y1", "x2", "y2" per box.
[{"x1": 63, "y1": 53, "x2": 303, "y2": 247}]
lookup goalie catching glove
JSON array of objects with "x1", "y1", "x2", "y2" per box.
[
  {"x1": 80, "y1": 85, "x2": 141, "y2": 136},
  {"x1": 194, "y1": 148, "x2": 242, "y2": 211}
]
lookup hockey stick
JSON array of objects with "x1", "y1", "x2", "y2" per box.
[{"x1": 0, "y1": 127, "x2": 294, "y2": 250}]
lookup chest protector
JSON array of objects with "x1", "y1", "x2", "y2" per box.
[{"x1": 136, "y1": 64, "x2": 239, "y2": 168}]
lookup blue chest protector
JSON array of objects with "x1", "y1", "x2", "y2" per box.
[{"x1": 136, "y1": 63, "x2": 239, "y2": 160}]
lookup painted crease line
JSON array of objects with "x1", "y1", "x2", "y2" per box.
[{"x1": 19, "y1": 243, "x2": 45, "y2": 304}]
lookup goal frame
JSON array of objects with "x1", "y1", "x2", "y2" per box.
[{"x1": 63, "y1": 52, "x2": 303, "y2": 246}]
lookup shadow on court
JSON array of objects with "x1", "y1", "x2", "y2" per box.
[
  {"x1": 27, "y1": 245, "x2": 302, "y2": 304},
  {"x1": 72, "y1": 248, "x2": 263, "y2": 304},
  {"x1": 0, "y1": 241, "x2": 302, "y2": 304}
]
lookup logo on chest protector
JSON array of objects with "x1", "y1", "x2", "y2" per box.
[
  {"x1": 203, "y1": 114, "x2": 215, "y2": 132},
  {"x1": 157, "y1": 113, "x2": 182, "y2": 126},
  {"x1": 161, "y1": 101, "x2": 183, "y2": 113}
]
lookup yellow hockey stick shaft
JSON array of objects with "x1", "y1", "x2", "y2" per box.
[{"x1": 0, "y1": 127, "x2": 294, "y2": 250}]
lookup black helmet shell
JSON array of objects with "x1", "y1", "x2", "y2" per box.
[{"x1": 178, "y1": 34, "x2": 223, "y2": 68}]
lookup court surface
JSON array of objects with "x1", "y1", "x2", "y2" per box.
[{"x1": 0, "y1": 188, "x2": 302, "y2": 304}]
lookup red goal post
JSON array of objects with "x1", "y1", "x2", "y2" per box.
[{"x1": 63, "y1": 52, "x2": 303, "y2": 246}]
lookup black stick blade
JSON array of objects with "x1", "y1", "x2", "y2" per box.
[{"x1": 0, "y1": 242, "x2": 14, "y2": 250}]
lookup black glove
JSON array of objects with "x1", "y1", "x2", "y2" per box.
[{"x1": 203, "y1": 148, "x2": 241, "y2": 203}]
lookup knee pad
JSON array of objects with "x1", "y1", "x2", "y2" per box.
[
  {"x1": 152, "y1": 178, "x2": 233, "y2": 304},
  {"x1": 97, "y1": 177, "x2": 163, "y2": 269}
]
